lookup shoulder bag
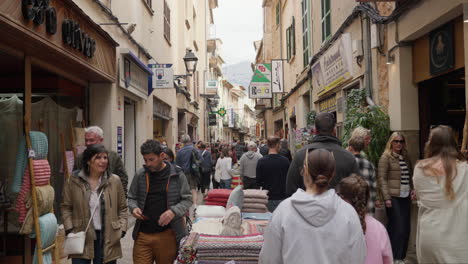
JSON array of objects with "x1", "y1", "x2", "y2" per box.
[{"x1": 64, "y1": 189, "x2": 104, "y2": 255}]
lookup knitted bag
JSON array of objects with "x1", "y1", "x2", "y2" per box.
[{"x1": 12, "y1": 132, "x2": 48, "y2": 193}]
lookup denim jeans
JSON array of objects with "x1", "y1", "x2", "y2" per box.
[
  {"x1": 72, "y1": 230, "x2": 116, "y2": 264},
  {"x1": 220, "y1": 179, "x2": 232, "y2": 189}
]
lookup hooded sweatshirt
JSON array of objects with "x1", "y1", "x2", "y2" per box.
[
  {"x1": 259, "y1": 189, "x2": 366, "y2": 264},
  {"x1": 239, "y1": 151, "x2": 263, "y2": 179}
]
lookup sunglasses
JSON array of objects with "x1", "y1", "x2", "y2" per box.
[{"x1": 392, "y1": 140, "x2": 405, "y2": 144}]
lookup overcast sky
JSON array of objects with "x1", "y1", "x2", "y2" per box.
[{"x1": 213, "y1": 0, "x2": 263, "y2": 66}]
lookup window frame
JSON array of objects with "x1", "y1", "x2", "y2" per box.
[
  {"x1": 302, "y1": 1, "x2": 310, "y2": 68},
  {"x1": 164, "y1": 0, "x2": 171, "y2": 44},
  {"x1": 321, "y1": 0, "x2": 331, "y2": 42},
  {"x1": 276, "y1": 1, "x2": 281, "y2": 26}
]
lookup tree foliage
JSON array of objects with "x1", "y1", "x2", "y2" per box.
[{"x1": 342, "y1": 89, "x2": 390, "y2": 165}]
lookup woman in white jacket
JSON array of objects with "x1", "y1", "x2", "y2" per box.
[
  {"x1": 260, "y1": 148, "x2": 366, "y2": 264},
  {"x1": 215, "y1": 148, "x2": 232, "y2": 189},
  {"x1": 414, "y1": 125, "x2": 468, "y2": 263}
]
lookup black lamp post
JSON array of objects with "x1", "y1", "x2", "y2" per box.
[{"x1": 183, "y1": 49, "x2": 198, "y2": 76}]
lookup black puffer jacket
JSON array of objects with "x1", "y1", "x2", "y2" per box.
[{"x1": 285, "y1": 134, "x2": 359, "y2": 196}]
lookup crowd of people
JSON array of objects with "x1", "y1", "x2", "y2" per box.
[{"x1": 59, "y1": 116, "x2": 468, "y2": 263}]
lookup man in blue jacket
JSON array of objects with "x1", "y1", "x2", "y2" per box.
[
  {"x1": 198, "y1": 142, "x2": 212, "y2": 195},
  {"x1": 176, "y1": 134, "x2": 201, "y2": 205}
]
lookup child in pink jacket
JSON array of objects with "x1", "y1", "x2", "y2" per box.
[{"x1": 338, "y1": 174, "x2": 393, "y2": 264}]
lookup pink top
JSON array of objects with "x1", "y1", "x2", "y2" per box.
[{"x1": 365, "y1": 215, "x2": 393, "y2": 264}]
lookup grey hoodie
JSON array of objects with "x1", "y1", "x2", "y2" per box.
[
  {"x1": 259, "y1": 189, "x2": 366, "y2": 264},
  {"x1": 239, "y1": 151, "x2": 263, "y2": 179}
]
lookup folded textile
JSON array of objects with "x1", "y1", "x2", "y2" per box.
[
  {"x1": 176, "y1": 232, "x2": 199, "y2": 264},
  {"x1": 243, "y1": 189, "x2": 268, "y2": 200},
  {"x1": 60, "y1": 151, "x2": 75, "y2": 176},
  {"x1": 195, "y1": 205, "x2": 226, "y2": 218},
  {"x1": 242, "y1": 203, "x2": 267, "y2": 211},
  {"x1": 192, "y1": 218, "x2": 260, "y2": 235},
  {"x1": 206, "y1": 189, "x2": 232, "y2": 199},
  {"x1": 205, "y1": 201, "x2": 227, "y2": 207},
  {"x1": 16, "y1": 160, "x2": 52, "y2": 222},
  {"x1": 196, "y1": 233, "x2": 264, "y2": 250},
  {"x1": 241, "y1": 212, "x2": 273, "y2": 220},
  {"x1": 220, "y1": 206, "x2": 242, "y2": 236},
  {"x1": 230, "y1": 176, "x2": 243, "y2": 189},
  {"x1": 31, "y1": 213, "x2": 57, "y2": 264},
  {"x1": 241, "y1": 208, "x2": 268, "y2": 213},
  {"x1": 20, "y1": 185, "x2": 55, "y2": 234},
  {"x1": 243, "y1": 197, "x2": 268, "y2": 205},
  {"x1": 198, "y1": 261, "x2": 258, "y2": 264},
  {"x1": 205, "y1": 197, "x2": 229, "y2": 203}
]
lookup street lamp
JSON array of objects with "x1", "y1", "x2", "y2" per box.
[{"x1": 183, "y1": 49, "x2": 198, "y2": 76}]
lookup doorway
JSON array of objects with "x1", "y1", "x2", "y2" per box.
[
  {"x1": 418, "y1": 68, "x2": 465, "y2": 156},
  {"x1": 124, "y1": 98, "x2": 136, "y2": 181}
]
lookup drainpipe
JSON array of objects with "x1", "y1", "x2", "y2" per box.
[{"x1": 363, "y1": 14, "x2": 376, "y2": 106}]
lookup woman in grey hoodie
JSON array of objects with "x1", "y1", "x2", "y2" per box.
[{"x1": 259, "y1": 149, "x2": 366, "y2": 264}]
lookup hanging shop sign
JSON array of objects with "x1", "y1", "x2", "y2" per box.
[
  {"x1": 312, "y1": 33, "x2": 353, "y2": 97},
  {"x1": 206, "y1": 80, "x2": 218, "y2": 93},
  {"x1": 149, "y1": 64, "x2": 174, "y2": 89},
  {"x1": 271, "y1": 60, "x2": 284, "y2": 93},
  {"x1": 208, "y1": 114, "x2": 217, "y2": 126},
  {"x1": 119, "y1": 50, "x2": 152, "y2": 98},
  {"x1": 429, "y1": 22, "x2": 454, "y2": 76},
  {"x1": 153, "y1": 98, "x2": 172, "y2": 120},
  {"x1": 249, "y1": 64, "x2": 272, "y2": 99},
  {"x1": 318, "y1": 95, "x2": 337, "y2": 113}
]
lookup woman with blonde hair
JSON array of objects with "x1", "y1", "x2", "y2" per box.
[
  {"x1": 338, "y1": 174, "x2": 393, "y2": 264},
  {"x1": 260, "y1": 149, "x2": 366, "y2": 264},
  {"x1": 414, "y1": 125, "x2": 468, "y2": 262},
  {"x1": 377, "y1": 132, "x2": 414, "y2": 263}
]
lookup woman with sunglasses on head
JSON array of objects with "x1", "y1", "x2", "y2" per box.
[
  {"x1": 413, "y1": 125, "x2": 468, "y2": 262},
  {"x1": 259, "y1": 149, "x2": 366, "y2": 264},
  {"x1": 338, "y1": 174, "x2": 393, "y2": 264},
  {"x1": 377, "y1": 132, "x2": 415, "y2": 264},
  {"x1": 61, "y1": 144, "x2": 128, "y2": 264}
]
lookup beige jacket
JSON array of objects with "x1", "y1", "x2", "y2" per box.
[
  {"x1": 60, "y1": 170, "x2": 128, "y2": 263},
  {"x1": 377, "y1": 151, "x2": 413, "y2": 201}
]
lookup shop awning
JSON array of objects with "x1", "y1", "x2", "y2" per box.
[{"x1": 121, "y1": 49, "x2": 153, "y2": 75}]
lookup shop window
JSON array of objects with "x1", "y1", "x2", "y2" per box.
[
  {"x1": 0, "y1": 50, "x2": 86, "y2": 240},
  {"x1": 321, "y1": 0, "x2": 331, "y2": 42},
  {"x1": 164, "y1": 0, "x2": 171, "y2": 44}
]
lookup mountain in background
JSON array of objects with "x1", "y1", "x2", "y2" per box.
[{"x1": 222, "y1": 61, "x2": 253, "y2": 89}]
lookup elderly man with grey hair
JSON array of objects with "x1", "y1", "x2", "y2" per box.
[
  {"x1": 239, "y1": 141, "x2": 263, "y2": 189},
  {"x1": 176, "y1": 135, "x2": 202, "y2": 205},
  {"x1": 73, "y1": 126, "x2": 129, "y2": 195}
]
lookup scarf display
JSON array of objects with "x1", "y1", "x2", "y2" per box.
[
  {"x1": 15, "y1": 160, "x2": 51, "y2": 222},
  {"x1": 20, "y1": 185, "x2": 55, "y2": 235},
  {"x1": 30, "y1": 213, "x2": 58, "y2": 264}
]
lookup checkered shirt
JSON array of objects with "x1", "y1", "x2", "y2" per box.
[{"x1": 355, "y1": 154, "x2": 377, "y2": 214}]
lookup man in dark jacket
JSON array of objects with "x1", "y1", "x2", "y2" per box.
[
  {"x1": 285, "y1": 112, "x2": 359, "y2": 196},
  {"x1": 198, "y1": 142, "x2": 212, "y2": 195},
  {"x1": 257, "y1": 136, "x2": 290, "y2": 212},
  {"x1": 129, "y1": 139, "x2": 192, "y2": 264},
  {"x1": 176, "y1": 134, "x2": 201, "y2": 205}
]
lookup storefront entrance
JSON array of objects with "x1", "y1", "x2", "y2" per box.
[{"x1": 418, "y1": 68, "x2": 466, "y2": 155}]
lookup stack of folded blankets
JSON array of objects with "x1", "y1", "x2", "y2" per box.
[
  {"x1": 204, "y1": 189, "x2": 232, "y2": 207},
  {"x1": 242, "y1": 189, "x2": 269, "y2": 213},
  {"x1": 176, "y1": 232, "x2": 264, "y2": 264}
]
